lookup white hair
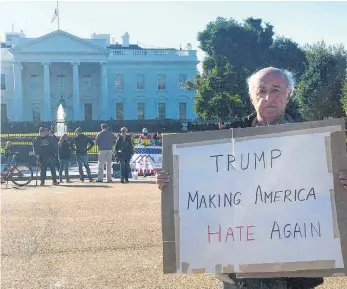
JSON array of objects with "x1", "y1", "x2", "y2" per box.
[{"x1": 247, "y1": 67, "x2": 296, "y2": 98}]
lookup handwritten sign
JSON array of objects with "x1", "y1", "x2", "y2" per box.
[{"x1": 161, "y1": 119, "x2": 347, "y2": 278}]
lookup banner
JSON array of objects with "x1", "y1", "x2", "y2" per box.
[
  {"x1": 131, "y1": 145, "x2": 162, "y2": 172},
  {"x1": 161, "y1": 118, "x2": 347, "y2": 277}
]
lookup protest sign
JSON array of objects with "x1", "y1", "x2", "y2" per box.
[
  {"x1": 131, "y1": 145, "x2": 162, "y2": 172},
  {"x1": 161, "y1": 118, "x2": 347, "y2": 278}
]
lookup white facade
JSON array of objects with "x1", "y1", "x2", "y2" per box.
[{"x1": 0, "y1": 30, "x2": 198, "y2": 122}]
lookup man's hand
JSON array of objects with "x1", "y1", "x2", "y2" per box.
[
  {"x1": 156, "y1": 170, "x2": 170, "y2": 190},
  {"x1": 339, "y1": 170, "x2": 347, "y2": 190}
]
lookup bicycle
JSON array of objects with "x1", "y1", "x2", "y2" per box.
[{"x1": 1, "y1": 153, "x2": 33, "y2": 187}]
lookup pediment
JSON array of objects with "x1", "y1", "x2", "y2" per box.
[{"x1": 10, "y1": 30, "x2": 107, "y2": 54}]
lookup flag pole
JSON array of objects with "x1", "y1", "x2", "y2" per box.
[{"x1": 57, "y1": 1, "x2": 60, "y2": 30}]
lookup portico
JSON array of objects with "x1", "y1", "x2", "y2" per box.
[{"x1": 9, "y1": 30, "x2": 108, "y2": 121}]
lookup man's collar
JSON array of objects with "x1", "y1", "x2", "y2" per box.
[{"x1": 251, "y1": 113, "x2": 294, "y2": 127}]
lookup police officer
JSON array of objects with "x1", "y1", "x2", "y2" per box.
[{"x1": 33, "y1": 127, "x2": 59, "y2": 186}]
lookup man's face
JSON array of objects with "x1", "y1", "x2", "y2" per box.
[
  {"x1": 250, "y1": 70, "x2": 290, "y2": 123},
  {"x1": 40, "y1": 130, "x2": 47, "y2": 137}
]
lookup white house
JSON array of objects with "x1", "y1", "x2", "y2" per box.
[{"x1": 0, "y1": 30, "x2": 198, "y2": 122}]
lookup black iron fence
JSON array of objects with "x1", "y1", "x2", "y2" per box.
[
  {"x1": 0, "y1": 118, "x2": 226, "y2": 166},
  {"x1": 2, "y1": 117, "x2": 347, "y2": 167},
  {"x1": 1, "y1": 119, "x2": 199, "y2": 134}
]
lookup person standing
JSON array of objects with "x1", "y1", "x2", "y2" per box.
[
  {"x1": 33, "y1": 127, "x2": 59, "y2": 186},
  {"x1": 138, "y1": 128, "x2": 153, "y2": 146},
  {"x1": 71, "y1": 127, "x2": 94, "y2": 182},
  {"x1": 115, "y1": 127, "x2": 134, "y2": 183},
  {"x1": 4, "y1": 141, "x2": 15, "y2": 167},
  {"x1": 49, "y1": 130, "x2": 60, "y2": 174},
  {"x1": 58, "y1": 134, "x2": 72, "y2": 183},
  {"x1": 95, "y1": 124, "x2": 115, "y2": 183},
  {"x1": 156, "y1": 67, "x2": 332, "y2": 289}
]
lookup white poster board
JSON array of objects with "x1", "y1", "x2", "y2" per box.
[
  {"x1": 161, "y1": 119, "x2": 347, "y2": 277},
  {"x1": 173, "y1": 132, "x2": 344, "y2": 274}
]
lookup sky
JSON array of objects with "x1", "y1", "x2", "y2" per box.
[{"x1": 1, "y1": 0, "x2": 347, "y2": 69}]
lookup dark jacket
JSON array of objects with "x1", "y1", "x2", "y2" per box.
[
  {"x1": 115, "y1": 135, "x2": 134, "y2": 160},
  {"x1": 71, "y1": 134, "x2": 94, "y2": 156},
  {"x1": 95, "y1": 129, "x2": 115, "y2": 151},
  {"x1": 227, "y1": 112, "x2": 324, "y2": 288},
  {"x1": 33, "y1": 135, "x2": 57, "y2": 159},
  {"x1": 58, "y1": 140, "x2": 72, "y2": 160},
  {"x1": 51, "y1": 134, "x2": 59, "y2": 154},
  {"x1": 5, "y1": 144, "x2": 15, "y2": 157}
]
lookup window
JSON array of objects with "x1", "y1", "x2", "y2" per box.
[
  {"x1": 179, "y1": 102, "x2": 187, "y2": 120},
  {"x1": 57, "y1": 75, "x2": 66, "y2": 94},
  {"x1": 32, "y1": 106, "x2": 40, "y2": 122},
  {"x1": 1, "y1": 74, "x2": 5, "y2": 90},
  {"x1": 1, "y1": 104, "x2": 7, "y2": 121},
  {"x1": 115, "y1": 74, "x2": 123, "y2": 90},
  {"x1": 157, "y1": 74, "x2": 166, "y2": 90},
  {"x1": 30, "y1": 75, "x2": 39, "y2": 89},
  {"x1": 158, "y1": 102, "x2": 166, "y2": 119},
  {"x1": 179, "y1": 74, "x2": 187, "y2": 89},
  {"x1": 116, "y1": 103, "x2": 124, "y2": 120},
  {"x1": 82, "y1": 75, "x2": 92, "y2": 91},
  {"x1": 137, "y1": 102, "x2": 145, "y2": 120},
  {"x1": 84, "y1": 103, "x2": 92, "y2": 121},
  {"x1": 137, "y1": 74, "x2": 144, "y2": 90}
]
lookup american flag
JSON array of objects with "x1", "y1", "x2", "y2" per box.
[
  {"x1": 135, "y1": 147, "x2": 162, "y2": 155},
  {"x1": 51, "y1": 8, "x2": 58, "y2": 23}
]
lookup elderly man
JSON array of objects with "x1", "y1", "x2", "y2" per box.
[{"x1": 156, "y1": 67, "x2": 347, "y2": 289}]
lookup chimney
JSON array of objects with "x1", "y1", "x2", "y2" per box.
[{"x1": 122, "y1": 32, "x2": 130, "y2": 48}]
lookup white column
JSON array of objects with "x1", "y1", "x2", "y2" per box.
[
  {"x1": 100, "y1": 62, "x2": 108, "y2": 119},
  {"x1": 13, "y1": 61, "x2": 23, "y2": 121},
  {"x1": 42, "y1": 62, "x2": 52, "y2": 121},
  {"x1": 72, "y1": 62, "x2": 80, "y2": 120}
]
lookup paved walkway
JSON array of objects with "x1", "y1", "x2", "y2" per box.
[{"x1": 2, "y1": 181, "x2": 346, "y2": 289}]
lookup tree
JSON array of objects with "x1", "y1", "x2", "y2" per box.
[
  {"x1": 295, "y1": 41, "x2": 347, "y2": 120},
  {"x1": 269, "y1": 37, "x2": 307, "y2": 79},
  {"x1": 340, "y1": 81, "x2": 347, "y2": 116},
  {"x1": 194, "y1": 17, "x2": 307, "y2": 120}
]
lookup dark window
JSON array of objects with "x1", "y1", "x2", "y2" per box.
[
  {"x1": 1, "y1": 104, "x2": 8, "y2": 121},
  {"x1": 137, "y1": 102, "x2": 145, "y2": 120},
  {"x1": 1, "y1": 74, "x2": 6, "y2": 90},
  {"x1": 116, "y1": 103, "x2": 124, "y2": 120},
  {"x1": 179, "y1": 102, "x2": 187, "y2": 120},
  {"x1": 84, "y1": 103, "x2": 92, "y2": 121},
  {"x1": 158, "y1": 102, "x2": 166, "y2": 119}
]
